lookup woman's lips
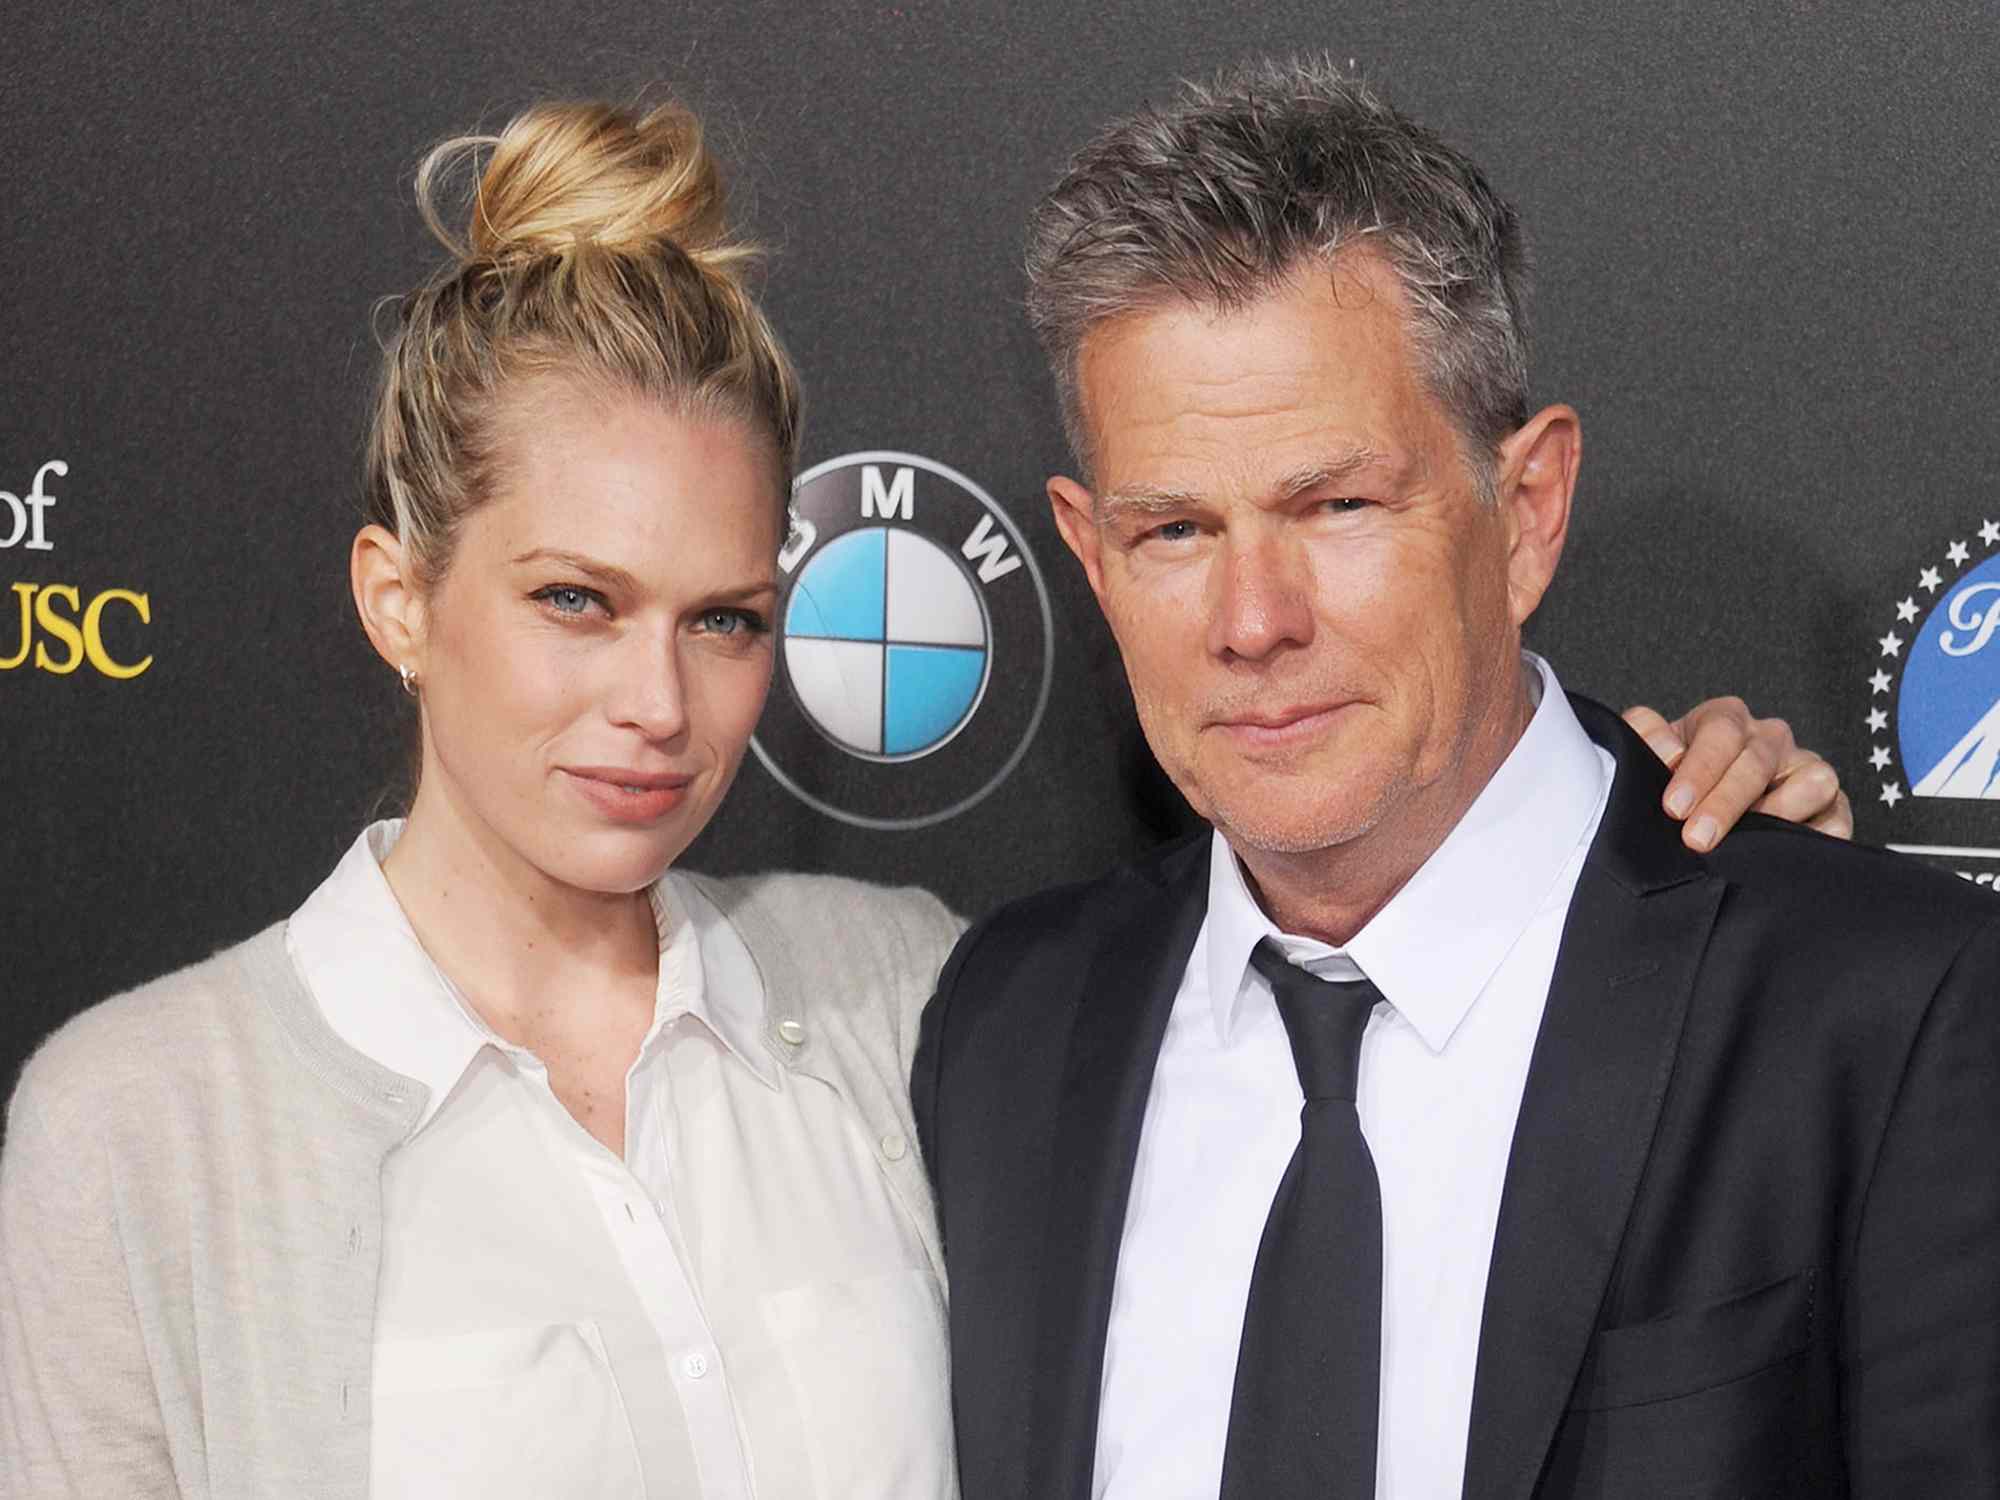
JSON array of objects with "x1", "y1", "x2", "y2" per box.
[{"x1": 561, "y1": 766, "x2": 694, "y2": 823}]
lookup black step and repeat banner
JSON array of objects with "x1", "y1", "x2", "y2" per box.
[{"x1": 7, "y1": 2, "x2": 2000, "y2": 1088}]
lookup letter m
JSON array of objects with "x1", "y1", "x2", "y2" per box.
[
  {"x1": 961, "y1": 514, "x2": 1023, "y2": 584},
  {"x1": 862, "y1": 465, "x2": 915, "y2": 521}
]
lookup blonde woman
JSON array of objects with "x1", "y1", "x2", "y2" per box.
[
  {"x1": 3, "y1": 102, "x2": 954, "y2": 1499},
  {"x1": 0, "y1": 97, "x2": 1839, "y2": 1499}
]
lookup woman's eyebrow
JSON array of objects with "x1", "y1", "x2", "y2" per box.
[{"x1": 508, "y1": 548, "x2": 643, "y2": 593}]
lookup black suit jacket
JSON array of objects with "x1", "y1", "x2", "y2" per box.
[{"x1": 913, "y1": 696, "x2": 2000, "y2": 1499}]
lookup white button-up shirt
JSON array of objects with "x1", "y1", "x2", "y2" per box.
[
  {"x1": 1094, "y1": 656, "x2": 1615, "y2": 1499},
  {"x1": 286, "y1": 823, "x2": 953, "y2": 1499}
]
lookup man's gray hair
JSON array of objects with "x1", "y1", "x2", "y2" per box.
[{"x1": 1024, "y1": 57, "x2": 1531, "y2": 488}]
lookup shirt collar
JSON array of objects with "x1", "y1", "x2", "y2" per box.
[
  {"x1": 1203, "y1": 654, "x2": 1611, "y2": 1053},
  {"x1": 655, "y1": 873, "x2": 782, "y2": 1090},
  {"x1": 287, "y1": 821, "x2": 492, "y2": 1134},
  {"x1": 289, "y1": 822, "x2": 779, "y2": 1135}
]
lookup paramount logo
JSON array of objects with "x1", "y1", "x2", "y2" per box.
[
  {"x1": 1905, "y1": 579, "x2": 2000, "y2": 798},
  {"x1": 1865, "y1": 520, "x2": 2000, "y2": 887},
  {"x1": 1913, "y1": 697, "x2": 2000, "y2": 799}
]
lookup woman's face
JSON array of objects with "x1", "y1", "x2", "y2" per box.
[{"x1": 409, "y1": 380, "x2": 782, "y2": 896}]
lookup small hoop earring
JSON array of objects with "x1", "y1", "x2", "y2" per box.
[{"x1": 398, "y1": 663, "x2": 418, "y2": 696}]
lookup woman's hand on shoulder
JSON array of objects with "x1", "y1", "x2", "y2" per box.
[{"x1": 1624, "y1": 698, "x2": 1852, "y2": 851}]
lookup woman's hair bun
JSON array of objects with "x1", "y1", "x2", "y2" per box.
[
  {"x1": 416, "y1": 100, "x2": 745, "y2": 271},
  {"x1": 370, "y1": 94, "x2": 801, "y2": 596}
]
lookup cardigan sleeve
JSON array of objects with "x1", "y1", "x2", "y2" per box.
[
  {"x1": 887, "y1": 885, "x2": 970, "y2": 1084},
  {"x1": 1, "y1": 1074, "x2": 179, "y2": 1498}
]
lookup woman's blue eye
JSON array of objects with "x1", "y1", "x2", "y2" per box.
[
  {"x1": 533, "y1": 585, "x2": 599, "y2": 616},
  {"x1": 702, "y1": 608, "x2": 767, "y2": 636}
]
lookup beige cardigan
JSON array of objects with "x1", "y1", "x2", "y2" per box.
[{"x1": 0, "y1": 870, "x2": 962, "y2": 1499}]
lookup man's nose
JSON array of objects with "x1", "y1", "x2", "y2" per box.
[{"x1": 1207, "y1": 533, "x2": 1314, "y2": 661}]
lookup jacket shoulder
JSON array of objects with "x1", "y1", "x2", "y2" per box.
[
  {"x1": 1575, "y1": 692, "x2": 2000, "y2": 951},
  {"x1": 1705, "y1": 818, "x2": 2000, "y2": 941}
]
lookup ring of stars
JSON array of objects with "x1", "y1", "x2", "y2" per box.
[{"x1": 1869, "y1": 523, "x2": 1999, "y2": 808}]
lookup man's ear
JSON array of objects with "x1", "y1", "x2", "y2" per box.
[
  {"x1": 1494, "y1": 403, "x2": 1581, "y2": 626},
  {"x1": 350, "y1": 524, "x2": 427, "y2": 678},
  {"x1": 1047, "y1": 474, "x2": 1110, "y2": 609}
]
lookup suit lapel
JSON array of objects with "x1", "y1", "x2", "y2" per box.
[
  {"x1": 1025, "y1": 836, "x2": 1210, "y2": 1500},
  {"x1": 1461, "y1": 697, "x2": 1725, "y2": 1500}
]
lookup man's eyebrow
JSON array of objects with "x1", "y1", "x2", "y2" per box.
[
  {"x1": 509, "y1": 548, "x2": 643, "y2": 593},
  {"x1": 1268, "y1": 447, "x2": 1396, "y2": 501},
  {"x1": 1095, "y1": 485, "x2": 1204, "y2": 521},
  {"x1": 1095, "y1": 447, "x2": 1394, "y2": 519}
]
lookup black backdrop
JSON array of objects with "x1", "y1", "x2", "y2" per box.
[{"x1": 8, "y1": 1, "x2": 2000, "y2": 1094}]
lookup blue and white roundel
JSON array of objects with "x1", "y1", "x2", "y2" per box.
[
  {"x1": 782, "y1": 526, "x2": 990, "y2": 759},
  {"x1": 753, "y1": 450, "x2": 1054, "y2": 831}
]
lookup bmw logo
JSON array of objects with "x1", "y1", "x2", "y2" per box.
[{"x1": 751, "y1": 451, "x2": 1055, "y2": 829}]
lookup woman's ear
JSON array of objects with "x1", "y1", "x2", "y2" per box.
[{"x1": 351, "y1": 525, "x2": 426, "y2": 680}]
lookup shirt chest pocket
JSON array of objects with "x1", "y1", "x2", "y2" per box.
[
  {"x1": 370, "y1": 1320, "x2": 645, "y2": 1499},
  {"x1": 761, "y1": 1267, "x2": 955, "y2": 1499}
]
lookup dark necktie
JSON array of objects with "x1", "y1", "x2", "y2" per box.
[{"x1": 1218, "y1": 938, "x2": 1385, "y2": 1500}]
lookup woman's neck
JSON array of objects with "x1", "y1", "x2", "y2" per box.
[{"x1": 379, "y1": 780, "x2": 661, "y2": 1048}]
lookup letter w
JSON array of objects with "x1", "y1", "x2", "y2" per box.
[
  {"x1": 961, "y1": 514, "x2": 1023, "y2": 583},
  {"x1": 862, "y1": 465, "x2": 914, "y2": 521}
]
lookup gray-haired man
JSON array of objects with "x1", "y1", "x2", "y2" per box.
[{"x1": 914, "y1": 59, "x2": 2000, "y2": 1500}]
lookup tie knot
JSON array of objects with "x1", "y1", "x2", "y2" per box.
[{"x1": 1249, "y1": 938, "x2": 1379, "y2": 1102}]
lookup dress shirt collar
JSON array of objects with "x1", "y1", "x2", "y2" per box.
[
  {"x1": 1203, "y1": 654, "x2": 1611, "y2": 1053},
  {"x1": 669, "y1": 873, "x2": 782, "y2": 1090},
  {"x1": 288, "y1": 820, "x2": 778, "y2": 1135}
]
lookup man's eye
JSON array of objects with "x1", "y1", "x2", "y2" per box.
[
  {"x1": 532, "y1": 585, "x2": 601, "y2": 616},
  {"x1": 1323, "y1": 497, "x2": 1372, "y2": 513},
  {"x1": 1149, "y1": 520, "x2": 1200, "y2": 542}
]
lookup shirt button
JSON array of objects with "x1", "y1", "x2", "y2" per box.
[
  {"x1": 880, "y1": 1132, "x2": 909, "y2": 1161},
  {"x1": 777, "y1": 1019, "x2": 807, "y2": 1046},
  {"x1": 682, "y1": 1351, "x2": 710, "y2": 1380}
]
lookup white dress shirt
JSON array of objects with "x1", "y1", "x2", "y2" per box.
[
  {"x1": 285, "y1": 823, "x2": 953, "y2": 1499},
  {"x1": 1093, "y1": 656, "x2": 1615, "y2": 1499}
]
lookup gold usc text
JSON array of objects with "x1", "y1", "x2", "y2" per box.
[{"x1": 2, "y1": 582, "x2": 153, "y2": 679}]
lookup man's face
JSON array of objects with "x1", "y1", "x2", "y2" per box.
[{"x1": 1050, "y1": 252, "x2": 1560, "y2": 869}]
